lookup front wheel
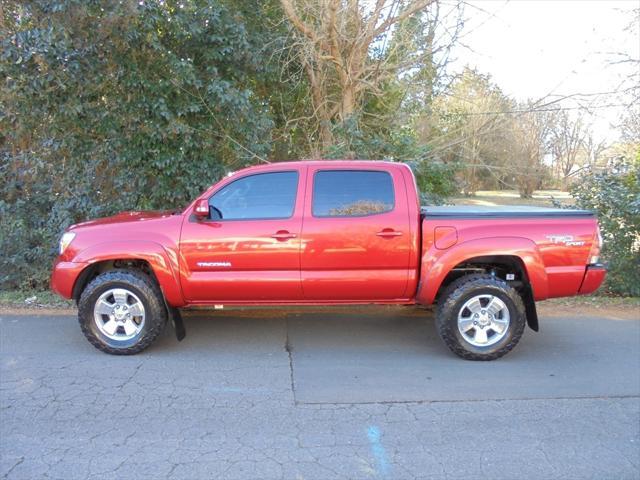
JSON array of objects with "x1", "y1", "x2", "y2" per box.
[
  {"x1": 78, "y1": 270, "x2": 167, "y2": 355},
  {"x1": 436, "y1": 274, "x2": 526, "y2": 360}
]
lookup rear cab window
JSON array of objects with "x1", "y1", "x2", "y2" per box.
[{"x1": 312, "y1": 170, "x2": 395, "y2": 217}]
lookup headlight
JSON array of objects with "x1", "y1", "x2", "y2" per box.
[{"x1": 59, "y1": 232, "x2": 76, "y2": 255}]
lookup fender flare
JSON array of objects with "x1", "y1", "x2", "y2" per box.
[
  {"x1": 416, "y1": 236, "x2": 548, "y2": 306},
  {"x1": 72, "y1": 240, "x2": 185, "y2": 307}
]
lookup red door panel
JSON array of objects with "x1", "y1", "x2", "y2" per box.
[
  {"x1": 300, "y1": 167, "x2": 411, "y2": 300},
  {"x1": 180, "y1": 168, "x2": 306, "y2": 302}
]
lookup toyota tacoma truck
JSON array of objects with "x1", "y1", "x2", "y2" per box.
[{"x1": 51, "y1": 161, "x2": 606, "y2": 360}]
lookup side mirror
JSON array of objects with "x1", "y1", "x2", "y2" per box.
[{"x1": 194, "y1": 199, "x2": 209, "y2": 219}]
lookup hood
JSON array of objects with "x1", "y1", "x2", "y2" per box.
[{"x1": 69, "y1": 210, "x2": 178, "y2": 230}]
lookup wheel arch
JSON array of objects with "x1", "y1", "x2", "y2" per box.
[
  {"x1": 438, "y1": 255, "x2": 539, "y2": 331},
  {"x1": 417, "y1": 237, "x2": 546, "y2": 331},
  {"x1": 71, "y1": 241, "x2": 184, "y2": 306}
]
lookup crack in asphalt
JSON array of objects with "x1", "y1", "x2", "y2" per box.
[
  {"x1": 284, "y1": 318, "x2": 297, "y2": 404},
  {"x1": 1, "y1": 457, "x2": 24, "y2": 480}
]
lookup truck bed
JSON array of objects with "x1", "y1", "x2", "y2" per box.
[{"x1": 421, "y1": 205, "x2": 593, "y2": 219}]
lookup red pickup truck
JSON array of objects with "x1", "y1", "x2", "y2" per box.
[{"x1": 51, "y1": 161, "x2": 606, "y2": 360}]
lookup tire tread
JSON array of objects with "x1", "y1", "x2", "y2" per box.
[
  {"x1": 435, "y1": 274, "x2": 526, "y2": 361},
  {"x1": 78, "y1": 269, "x2": 167, "y2": 355}
]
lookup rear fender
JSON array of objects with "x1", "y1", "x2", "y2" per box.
[
  {"x1": 72, "y1": 241, "x2": 185, "y2": 307},
  {"x1": 417, "y1": 236, "x2": 548, "y2": 305}
]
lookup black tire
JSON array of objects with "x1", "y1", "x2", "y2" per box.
[
  {"x1": 436, "y1": 274, "x2": 526, "y2": 361},
  {"x1": 78, "y1": 270, "x2": 167, "y2": 355}
]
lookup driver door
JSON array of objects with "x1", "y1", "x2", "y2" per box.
[{"x1": 179, "y1": 168, "x2": 305, "y2": 302}]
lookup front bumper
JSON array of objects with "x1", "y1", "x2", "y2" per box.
[
  {"x1": 578, "y1": 263, "x2": 607, "y2": 295},
  {"x1": 50, "y1": 259, "x2": 89, "y2": 299}
]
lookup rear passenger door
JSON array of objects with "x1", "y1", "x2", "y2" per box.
[{"x1": 300, "y1": 166, "x2": 411, "y2": 300}]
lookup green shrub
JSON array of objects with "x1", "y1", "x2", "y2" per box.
[
  {"x1": 570, "y1": 157, "x2": 640, "y2": 296},
  {"x1": 1, "y1": 0, "x2": 277, "y2": 289},
  {"x1": 325, "y1": 117, "x2": 459, "y2": 205},
  {"x1": 0, "y1": 2, "x2": 458, "y2": 291}
]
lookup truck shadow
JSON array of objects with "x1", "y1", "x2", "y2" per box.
[{"x1": 155, "y1": 306, "x2": 442, "y2": 356}]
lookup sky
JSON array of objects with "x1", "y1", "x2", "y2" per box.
[{"x1": 447, "y1": 0, "x2": 639, "y2": 142}]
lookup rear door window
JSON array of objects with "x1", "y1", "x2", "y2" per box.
[{"x1": 312, "y1": 170, "x2": 395, "y2": 217}]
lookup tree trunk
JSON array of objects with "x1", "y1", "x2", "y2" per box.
[
  {"x1": 303, "y1": 59, "x2": 334, "y2": 153},
  {"x1": 341, "y1": 84, "x2": 355, "y2": 120}
]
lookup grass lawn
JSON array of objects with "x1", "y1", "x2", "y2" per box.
[{"x1": 451, "y1": 189, "x2": 573, "y2": 207}]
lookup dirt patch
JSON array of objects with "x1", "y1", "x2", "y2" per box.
[{"x1": 0, "y1": 306, "x2": 77, "y2": 316}]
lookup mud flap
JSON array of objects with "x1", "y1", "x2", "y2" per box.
[
  {"x1": 168, "y1": 306, "x2": 186, "y2": 341},
  {"x1": 523, "y1": 288, "x2": 539, "y2": 332}
]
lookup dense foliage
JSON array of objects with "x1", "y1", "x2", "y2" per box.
[
  {"x1": 1, "y1": 0, "x2": 282, "y2": 288},
  {"x1": 571, "y1": 157, "x2": 640, "y2": 296},
  {"x1": 324, "y1": 117, "x2": 458, "y2": 204},
  {"x1": 0, "y1": 0, "x2": 452, "y2": 289}
]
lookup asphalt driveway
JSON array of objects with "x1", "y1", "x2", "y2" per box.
[{"x1": 1, "y1": 304, "x2": 639, "y2": 479}]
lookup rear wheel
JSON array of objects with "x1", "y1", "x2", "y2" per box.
[
  {"x1": 436, "y1": 274, "x2": 526, "y2": 360},
  {"x1": 78, "y1": 270, "x2": 167, "y2": 355}
]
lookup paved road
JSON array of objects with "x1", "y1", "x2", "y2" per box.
[{"x1": 1, "y1": 305, "x2": 639, "y2": 480}]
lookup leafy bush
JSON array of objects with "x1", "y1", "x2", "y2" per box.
[
  {"x1": 1, "y1": 0, "x2": 279, "y2": 289},
  {"x1": 325, "y1": 117, "x2": 459, "y2": 205},
  {"x1": 570, "y1": 157, "x2": 640, "y2": 296},
  {"x1": 0, "y1": 1, "x2": 458, "y2": 291}
]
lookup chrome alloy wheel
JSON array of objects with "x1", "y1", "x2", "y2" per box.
[
  {"x1": 457, "y1": 294, "x2": 510, "y2": 347},
  {"x1": 93, "y1": 288, "x2": 145, "y2": 341}
]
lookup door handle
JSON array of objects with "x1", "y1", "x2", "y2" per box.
[
  {"x1": 271, "y1": 231, "x2": 297, "y2": 241},
  {"x1": 376, "y1": 229, "x2": 403, "y2": 238}
]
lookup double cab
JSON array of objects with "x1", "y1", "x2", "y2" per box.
[{"x1": 51, "y1": 161, "x2": 606, "y2": 359}]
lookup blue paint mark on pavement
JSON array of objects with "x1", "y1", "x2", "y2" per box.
[{"x1": 367, "y1": 425, "x2": 390, "y2": 476}]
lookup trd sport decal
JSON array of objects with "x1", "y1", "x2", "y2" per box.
[{"x1": 545, "y1": 235, "x2": 585, "y2": 247}]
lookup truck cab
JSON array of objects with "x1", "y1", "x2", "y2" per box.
[{"x1": 180, "y1": 161, "x2": 419, "y2": 303}]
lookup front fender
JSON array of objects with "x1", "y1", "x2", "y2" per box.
[
  {"x1": 72, "y1": 240, "x2": 185, "y2": 307},
  {"x1": 417, "y1": 236, "x2": 548, "y2": 305}
]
